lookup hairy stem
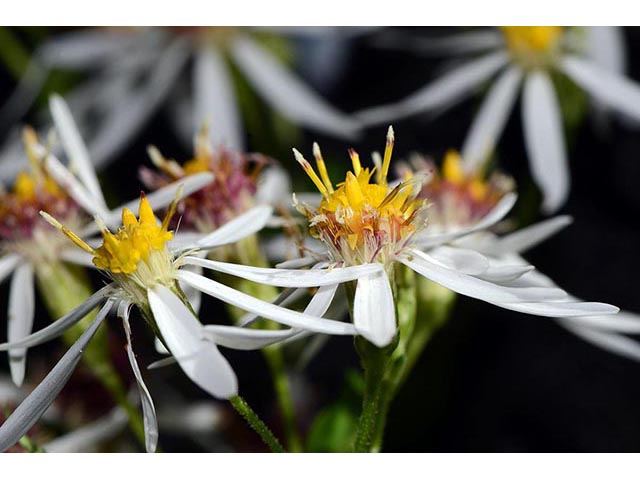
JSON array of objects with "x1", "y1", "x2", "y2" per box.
[{"x1": 229, "y1": 395, "x2": 286, "y2": 453}]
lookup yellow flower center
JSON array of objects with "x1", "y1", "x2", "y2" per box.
[
  {"x1": 442, "y1": 150, "x2": 489, "y2": 203},
  {"x1": 501, "y1": 26, "x2": 563, "y2": 67},
  {"x1": 295, "y1": 127, "x2": 428, "y2": 265},
  {"x1": 92, "y1": 195, "x2": 174, "y2": 274}
]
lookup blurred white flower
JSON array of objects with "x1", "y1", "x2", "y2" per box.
[
  {"x1": 0, "y1": 27, "x2": 363, "y2": 181},
  {"x1": 357, "y1": 27, "x2": 640, "y2": 213},
  {"x1": 411, "y1": 151, "x2": 640, "y2": 361}
]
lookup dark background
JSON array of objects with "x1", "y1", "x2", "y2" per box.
[{"x1": 1, "y1": 26, "x2": 640, "y2": 452}]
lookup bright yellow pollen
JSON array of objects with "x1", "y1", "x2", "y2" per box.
[
  {"x1": 501, "y1": 26, "x2": 563, "y2": 60},
  {"x1": 92, "y1": 195, "x2": 174, "y2": 274}
]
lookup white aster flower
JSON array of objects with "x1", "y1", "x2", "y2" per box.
[
  {"x1": 0, "y1": 182, "x2": 362, "y2": 452},
  {"x1": 0, "y1": 27, "x2": 363, "y2": 180},
  {"x1": 356, "y1": 27, "x2": 640, "y2": 213},
  {"x1": 0, "y1": 95, "x2": 214, "y2": 388},
  {"x1": 184, "y1": 127, "x2": 619, "y2": 349}
]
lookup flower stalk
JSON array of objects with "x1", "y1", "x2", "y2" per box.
[{"x1": 229, "y1": 395, "x2": 285, "y2": 453}]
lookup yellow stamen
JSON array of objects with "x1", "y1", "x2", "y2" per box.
[
  {"x1": 293, "y1": 148, "x2": 328, "y2": 197},
  {"x1": 39, "y1": 211, "x2": 95, "y2": 254},
  {"x1": 348, "y1": 149, "x2": 362, "y2": 176},
  {"x1": 162, "y1": 185, "x2": 183, "y2": 231},
  {"x1": 147, "y1": 145, "x2": 184, "y2": 178},
  {"x1": 313, "y1": 142, "x2": 334, "y2": 193},
  {"x1": 380, "y1": 126, "x2": 394, "y2": 185},
  {"x1": 442, "y1": 150, "x2": 465, "y2": 185}
]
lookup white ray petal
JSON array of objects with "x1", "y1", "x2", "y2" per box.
[
  {"x1": 585, "y1": 27, "x2": 626, "y2": 77},
  {"x1": 353, "y1": 270, "x2": 396, "y2": 347},
  {"x1": 305, "y1": 283, "x2": 339, "y2": 317},
  {"x1": 0, "y1": 254, "x2": 21, "y2": 284},
  {"x1": 355, "y1": 51, "x2": 508, "y2": 126},
  {"x1": 560, "y1": 321, "x2": 640, "y2": 362},
  {"x1": 559, "y1": 310, "x2": 640, "y2": 334},
  {"x1": 178, "y1": 250, "x2": 205, "y2": 314},
  {"x1": 417, "y1": 192, "x2": 517, "y2": 248},
  {"x1": 475, "y1": 264, "x2": 534, "y2": 283},
  {"x1": 402, "y1": 248, "x2": 567, "y2": 304},
  {"x1": 0, "y1": 286, "x2": 112, "y2": 351},
  {"x1": 8, "y1": 264, "x2": 35, "y2": 387},
  {"x1": 428, "y1": 246, "x2": 490, "y2": 275},
  {"x1": 237, "y1": 287, "x2": 305, "y2": 328},
  {"x1": 181, "y1": 205, "x2": 273, "y2": 252},
  {"x1": 38, "y1": 30, "x2": 136, "y2": 69},
  {"x1": 202, "y1": 325, "x2": 299, "y2": 350},
  {"x1": 561, "y1": 55, "x2": 640, "y2": 123},
  {"x1": 183, "y1": 256, "x2": 382, "y2": 288},
  {"x1": 522, "y1": 71, "x2": 569, "y2": 213},
  {"x1": 462, "y1": 66, "x2": 522, "y2": 172},
  {"x1": 483, "y1": 216, "x2": 573, "y2": 255},
  {"x1": 148, "y1": 286, "x2": 238, "y2": 399},
  {"x1": 87, "y1": 38, "x2": 189, "y2": 169},
  {"x1": 103, "y1": 172, "x2": 214, "y2": 228},
  {"x1": 154, "y1": 337, "x2": 169, "y2": 355},
  {"x1": 49, "y1": 95, "x2": 107, "y2": 209},
  {"x1": 0, "y1": 301, "x2": 111, "y2": 453},
  {"x1": 194, "y1": 45, "x2": 244, "y2": 150},
  {"x1": 495, "y1": 300, "x2": 619, "y2": 317},
  {"x1": 176, "y1": 270, "x2": 356, "y2": 335},
  {"x1": 230, "y1": 35, "x2": 360, "y2": 139},
  {"x1": 121, "y1": 306, "x2": 158, "y2": 453},
  {"x1": 44, "y1": 154, "x2": 111, "y2": 219}
]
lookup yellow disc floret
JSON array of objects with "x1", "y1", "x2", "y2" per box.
[
  {"x1": 41, "y1": 192, "x2": 182, "y2": 306},
  {"x1": 500, "y1": 26, "x2": 563, "y2": 68},
  {"x1": 92, "y1": 195, "x2": 173, "y2": 274},
  {"x1": 294, "y1": 127, "x2": 429, "y2": 266},
  {"x1": 442, "y1": 150, "x2": 489, "y2": 203}
]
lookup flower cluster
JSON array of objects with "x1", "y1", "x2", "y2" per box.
[{"x1": 0, "y1": 26, "x2": 638, "y2": 454}]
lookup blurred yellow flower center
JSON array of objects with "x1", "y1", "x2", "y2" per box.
[
  {"x1": 295, "y1": 127, "x2": 428, "y2": 265},
  {"x1": 92, "y1": 196, "x2": 174, "y2": 274},
  {"x1": 441, "y1": 150, "x2": 489, "y2": 202},
  {"x1": 501, "y1": 26, "x2": 563, "y2": 66}
]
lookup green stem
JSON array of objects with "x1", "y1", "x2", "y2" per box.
[
  {"x1": 229, "y1": 395, "x2": 286, "y2": 453},
  {"x1": 353, "y1": 337, "x2": 392, "y2": 453},
  {"x1": 263, "y1": 346, "x2": 303, "y2": 452},
  {"x1": 35, "y1": 260, "x2": 147, "y2": 448}
]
